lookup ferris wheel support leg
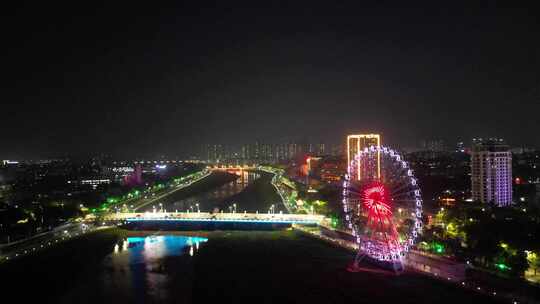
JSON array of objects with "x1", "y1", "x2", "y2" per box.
[
  {"x1": 392, "y1": 260, "x2": 404, "y2": 275},
  {"x1": 347, "y1": 251, "x2": 366, "y2": 272},
  {"x1": 353, "y1": 251, "x2": 366, "y2": 268}
]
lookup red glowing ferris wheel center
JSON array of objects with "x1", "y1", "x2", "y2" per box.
[
  {"x1": 361, "y1": 181, "x2": 399, "y2": 246},
  {"x1": 362, "y1": 182, "x2": 392, "y2": 216}
]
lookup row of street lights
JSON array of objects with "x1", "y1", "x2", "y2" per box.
[
  {"x1": 228, "y1": 203, "x2": 237, "y2": 213},
  {"x1": 188, "y1": 203, "x2": 201, "y2": 213},
  {"x1": 147, "y1": 202, "x2": 284, "y2": 214},
  {"x1": 153, "y1": 202, "x2": 201, "y2": 213},
  {"x1": 0, "y1": 224, "x2": 90, "y2": 263}
]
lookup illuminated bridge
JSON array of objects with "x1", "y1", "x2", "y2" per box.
[
  {"x1": 207, "y1": 165, "x2": 258, "y2": 173},
  {"x1": 103, "y1": 212, "x2": 324, "y2": 230},
  {"x1": 104, "y1": 212, "x2": 324, "y2": 224}
]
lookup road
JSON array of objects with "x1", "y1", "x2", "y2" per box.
[
  {"x1": 0, "y1": 221, "x2": 94, "y2": 262},
  {"x1": 130, "y1": 170, "x2": 212, "y2": 211}
]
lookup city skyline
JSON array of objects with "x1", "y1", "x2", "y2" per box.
[{"x1": 1, "y1": 135, "x2": 537, "y2": 161}]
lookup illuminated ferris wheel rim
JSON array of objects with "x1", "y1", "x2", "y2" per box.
[{"x1": 342, "y1": 145, "x2": 423, "y2": 262}]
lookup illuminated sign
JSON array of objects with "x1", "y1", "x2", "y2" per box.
[{"x1": 346, "y1": 134, "x2": 381, "y2": 180}]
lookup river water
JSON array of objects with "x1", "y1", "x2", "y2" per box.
[
  {"x1": 138, "y1": 170, "x2": 261, "y2": 212},
  {"x1": 45, "y1": 229, "x2": 498, "y2": 304},
  {"x1": 59, "y1": 235, "x2": 208, "y2": 303},
  {"x1": 162, "y1": 170, "x2": 260, "y2": 213}
]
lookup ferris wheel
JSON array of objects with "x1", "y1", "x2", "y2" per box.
[{"x1": 342, "y1": 146, "x2": 423, "y2": 272}]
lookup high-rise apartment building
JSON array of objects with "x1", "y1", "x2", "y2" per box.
[
  {"x1": 471, "y1": 138, "x2": 512, "y2": 206},
  {"x1": 316, "y1": 143, "x2": 325, "y2": 155},
  {"x1": 287, "y1": 143, "x2": 297, "y2": 160},
  {"x1": 422, "y1": 139, "x2": 446, "y2": 152}
]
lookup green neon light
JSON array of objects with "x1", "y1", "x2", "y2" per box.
[{"x1": 495, "y1": 263, "x2": 509, "y2": 270}]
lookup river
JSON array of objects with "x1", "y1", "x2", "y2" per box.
[
  {"x1": 59, "y1": 235, "x2": 207, "y2": 303},
  {"x1": 140, "y1": 170, "x2": 260, "y2": 213}
]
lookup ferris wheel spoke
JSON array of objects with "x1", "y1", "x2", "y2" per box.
[
  {"x1": 391, "y1": 190, "x2": 417, "y2": 200},
  {"x1": 389, "y1": 183, "x2": 411, "y2": 197}
]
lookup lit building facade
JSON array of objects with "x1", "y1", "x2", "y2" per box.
[
  {"x1": 347, "y1": 134, "x2": 381, "y2": 180},
  {"x1": 471, "y1": 139, "x2": 512, "y2": 207}
]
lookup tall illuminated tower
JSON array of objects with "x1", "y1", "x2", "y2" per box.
[{"x1": 347, "y1": 134, "x2": 381, "y2": 180}]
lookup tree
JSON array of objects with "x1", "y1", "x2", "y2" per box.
[
  {"x1": 527, "y1": 251, "x2": 540, "y2": 276},
  {"x1": 507, "y1": 250, "x2": 528, "y2": 277}
]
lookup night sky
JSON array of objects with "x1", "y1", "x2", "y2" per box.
[{"x1": 2, "y1": 2, "x2": 539, "y2": 158}]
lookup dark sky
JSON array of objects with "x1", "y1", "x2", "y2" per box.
[{"x1": 2, "y1": 2, "x2": 539, "y2": 158}]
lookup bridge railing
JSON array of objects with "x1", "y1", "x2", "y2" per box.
[{"x1": 103, "y1": 212, "x2": 325, "y2": 223}]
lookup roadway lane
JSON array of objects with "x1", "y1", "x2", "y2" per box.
[
  {"x1": 131, "y1": 170, "x2": 212, "y2": 211},
  {"x1": 0, "y1": 222, "x2": 95, "y2": 262}
]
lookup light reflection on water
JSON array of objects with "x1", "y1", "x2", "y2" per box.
[
  {"x1": 113, "y1": 235, "x2": 207, "y2": 303},
  {"x1": 112, "y1": 236, "x2": 208, "y2": 263},
  {"x1": 61, "y1": 235, "x2": 207, "y2": 303},
  {"x1": 112, "y1": 235, "x2": 207, "y2": 303}
]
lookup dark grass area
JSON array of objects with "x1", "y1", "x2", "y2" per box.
[
  {"x1": 219, "y1": 171, "x2": 282, "y2": 213},
  {"x1": 192, "y1": 230, "x2": 500, "y2": 304},
  {"x1": 468, "y1": 268, "x2": 540, "y2": 303},
  {"x1": 0, "y1": 228, "x2": 125, "y2": 303}
]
